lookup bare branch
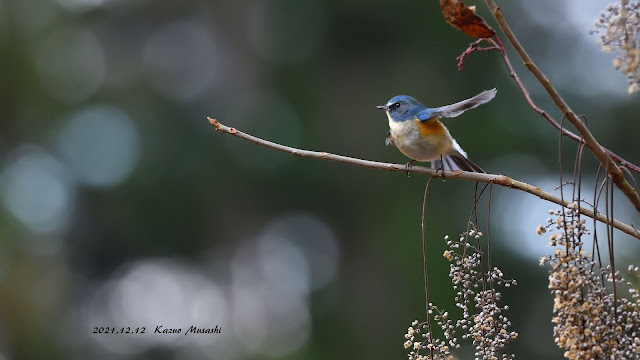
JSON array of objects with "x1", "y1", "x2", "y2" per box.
[
  {"x1": 207, "y1": 117, "x2": 640, "y2": 240},
  {"x1": 483, "y1": 0, "x2": 640, "y2": 213}
]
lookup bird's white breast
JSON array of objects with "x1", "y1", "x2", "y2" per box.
[{"x1": 386, "y1": 112, "x2": 455, "y2": 162}]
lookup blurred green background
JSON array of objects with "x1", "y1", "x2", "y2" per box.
[{"x1": 1, "y1": 0, "x2": 639, "y2": 359}]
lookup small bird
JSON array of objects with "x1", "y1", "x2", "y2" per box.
[{"x1": 377, "y1": 89, "x2": 496, "y2": 173}]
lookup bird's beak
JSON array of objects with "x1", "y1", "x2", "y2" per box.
[{"x1": 377, "y1": 105, "x2": 389, "y2": 111}]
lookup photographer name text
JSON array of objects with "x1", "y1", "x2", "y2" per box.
[{"x1": 155, "y1": 325, "x2": 222, "y2": 335}]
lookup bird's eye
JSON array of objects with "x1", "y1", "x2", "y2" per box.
[{"x1": 393, "y1": 102, "x2": 401, "y2": 109}]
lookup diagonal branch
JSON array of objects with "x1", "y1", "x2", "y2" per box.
[
  {"x1": 483, "y1": 0, "x2": 640, "y2": 213},
  {"x1": 455, "y1": 37, "x2": 640, "y2": 176},
  {"x1": 207, "y1": 117, "x2": 640, "y2": 240}
]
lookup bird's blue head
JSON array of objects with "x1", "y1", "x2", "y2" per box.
[{"x1": 377, "y1": 95, "x2": 425, "y2": 122}]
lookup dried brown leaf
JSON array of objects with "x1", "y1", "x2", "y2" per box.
[{"x1": 440, "y1": 0, "x2": 495, "y2": 39}]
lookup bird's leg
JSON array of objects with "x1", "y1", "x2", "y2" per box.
[
  {"x1": 404, "y1": 160, "x2": 416, "y2": 177},
  {"x1": 436, "y1": 155, "x2": 446, "y2": 181}
]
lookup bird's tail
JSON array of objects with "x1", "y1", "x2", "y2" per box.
[{"x1": 431, "y1": 155, "x2": 485, "y2": 173}]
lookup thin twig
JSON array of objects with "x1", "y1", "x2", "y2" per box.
[
  {"x1": 621, "y1": 165, "x2": 640, "y2": 194},
  {"x1": 483, "y1": 0, "x2": 640, "y2": 213},
  {"x1": 487, "y1": 184, "x2": 493, "y2": 290},
  {"x1": 422, "y1": 177, "x2": 436, "y2": 357},
  {"x1": 574, "y1": 142, "x2": 586, "y2": 266},
  {"x1": 559, "y1": 113, "x2": 568, "y2": 256},
  {"x1": 456, "y1": 38, "x2": 501, "y2": 71},
  {"x1": 607, "y1": 163, "x2": 617, "y2": 318},
  {"x1": 208, "y1": 117, "x2": 640, "y2": 239},
  {"x1": 592, "y1": 166, "x2": 605, "y2": 280}
]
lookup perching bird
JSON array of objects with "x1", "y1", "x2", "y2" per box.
[{"x1": 377, "y1": 88, "x2": 496, "y2": 173}]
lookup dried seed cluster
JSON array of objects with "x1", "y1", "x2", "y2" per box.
[
  {"x1": 538, "y1": 204, "x2": 640, "y2": 359},
  {"x1": 405, "y1": 228, "x2": 517, "y2": 360},
  {"x1": 405, "y1": 312, "x2": 455, "y2": 360},
  {"x1": 590, "y1": 0, "x2": 640, "y2": 93}
]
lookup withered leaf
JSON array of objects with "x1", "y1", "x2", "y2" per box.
[{"x1": 440, "y1": 0, "x2": 495, "y2": 39}]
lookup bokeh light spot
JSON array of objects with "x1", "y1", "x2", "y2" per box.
[
  {"x1": 58, "y1": 105, "x2": 140, "y2": 188},
  {"x1": 228, "y1": 212, "x2": 338, "y2": 357},
  {"x1": 261, "y1": 213, "x2": 339, "y2": 291},
  {"x1": 34, "y1": 26, "x2": 105, "y2": 103},
  {"x1": 141, "y1": 19, "x2": 217, "y2": 102},
  {"x1": 1, "y1": 146, "x2": 71, "y2": 233},
  {"x1": 258, "y1": 235, "x2": 310, "y2": 307}
]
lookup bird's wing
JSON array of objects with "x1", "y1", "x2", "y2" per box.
[
  {"x1": 426, "y1": 88, "x2": 497, "y2": 119},
  {"x1": 416, "y1": 108, "x2": 437, "y2": 122},
  {"x1": 385, "y1": 130, "x2": 395, "y2": 146}
]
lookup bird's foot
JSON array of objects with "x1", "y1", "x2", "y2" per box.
[
  {"x1": 436, "y1": 157, "x2": 446, "y2": 181},
  {"x1": 404, "y1": 160, "x2": 415, "y2": 177}
]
